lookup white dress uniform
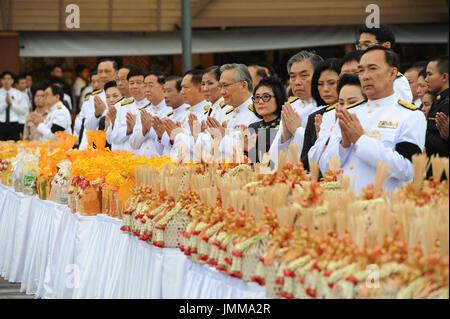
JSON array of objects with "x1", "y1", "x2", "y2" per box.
[
  {"x1": 268, "y1": 97, "x2": 317, "y2": 165},
  {"x1": 394, "y1": 72, "x2": 413, "y2": 103},
  {"x1": 107, "y1": 97, "x2": 134, "y2": 150},
  {"x1": 17, "y1": 90, "x2": 31, "y2": 126},
  {"x1": 169, "y1": 100, "x2": 211, "y2": 160},
  {"x1": 0, "y1": 87, "x2": 29, "y2": 125},
  {"x1": 111, "y1": 97, "x2": 149, "y2": 153},
  {"x1": 413, "y1": 98, "x2": 422, "y2": 107},
  {"x1": 159, "y1": 104, "x2": 189, "y2": 157},
  {"x1": 318, "y1": 93, "x2": 426, "y2": 194},
  {"x1": 37, "y1": 101, "x2": 72, "y2": 140},
  {"x1": 129, "y1": 99, "x2": 172, "y2": 157},
  {"x1": 208, "y1": 97, "x2": 228, "y2": 123}
]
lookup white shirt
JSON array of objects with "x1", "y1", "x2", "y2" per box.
[
  {"x1": 159, "y1": 104, "x2": 189, "y2": 157},
  {"x1": 17, "y1": 89, "x2": 32, "y2": 124},
  {"x1": 394, "y1": 73, "x2": 413, "y2": 103},
  {"x1": 77, "y1": 89, "x2": 107, "y2": 150},
  {"x1": 318, "y1": 94, "x2": 426, "y2": 194},
  {"x1": 413, "y1": 98, "x2": 422, "y2": 107},
  {"x1": 208, "y1": 97, "x2": 228, "y2": 124},
  {"x1": 0, "y1": 87, "x2": 29, "y2": 123},
  {"x1": 37, "y1": 101, "x2": 72, "y2": 140}
]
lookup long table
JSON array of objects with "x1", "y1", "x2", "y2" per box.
[{"x1": 0, "y1": 184, "x2": 266, "y2": 299}]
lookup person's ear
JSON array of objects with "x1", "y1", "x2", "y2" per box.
[
  {"x1": 383, "y1": 41, "x2": 392, "y2": 49},
  {"x1": 441, "y1": 72, "x2": 449, "y2": 84}
]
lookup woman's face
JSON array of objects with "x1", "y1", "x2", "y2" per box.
[
  {"x1": 416, "y1": 75, "x2": 428, "y2": 100},
  {"x1": 421, "y1": 93, "x2": 433, "y2": 117},
  {"x1": 317, "y1": 70, "x2": 339, "y2": 106},
  {"x1": 338, "y1": 84, "x2": 365, "y2": 108},
  {"x1": 253, "y1": 86, "x2": 277, "y2": 118},
  {"x1": 105, "y1": 86, "x2": 122, "y2": 108},
  {"x1": 201, "y1": 71, "x2": 221, "y2": 103},
  {"x1": 34, "y1": 90, "x2": 45, "y2": 108}
]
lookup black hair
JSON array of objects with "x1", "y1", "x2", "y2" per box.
[
  {"x1": 165, "y1": 75, "x2": 182, "y2": 92},
  {"x1": 361, "y1": 45, "x2": 400, "y2": 69},
  {"x1": 183, "y1": 69, "x2": 204, "y2": 85},
  {"x1": 31, "y1": 87, "x2": 45, "y2": 111},
  {"x1": 1, "y1": 70, "x2": 15, "y2": 80},
  {"x1": 48, "y1": 76, "x2": 65, "y2": 87},
  {"x1": 337, "y1": 73, "x2": 365, "y2": 97},
  {"x1": 311, "y1": 58, "x2": 342, "y2": 106},
  {"x1": 418, "y1": 69, "x2": 427, "y2": 79},
  {"x1": 127, "y1": 67, "x2": 145, "y2": 80},
  {"x1": 340, "y1": 50, "x2": 364, "y2": 70},
  {"x1": 252, "y1": 76, "x2": 287, "y2": 119},
  {"x1": 16, "y1": 73, "x2": 27, "y2": 82},
  {"x1": 89, "y1": 69, "x2": 98, "y2": 81},
  {"x1": 98, "y1": 57, "x2": 119, "y2": 70},
  {"x1": 104, "y1": 80, "x2": 117, "y2": 92},
  {"x1": 50, "y1": 64, "x2": 63, "y2": 72},
  {"x1": 252, "y1": 66, "x2": 268, "y2": 79},
  {"x1": 204, "y1": 66, "x2": 221, "y2": 81},
  {"x1": 256, "y1": 62, "x2": 276, "y2": 77},
  {"x1": 75, "y1": 64, "x2": 87, "y2": 75},
  {"x1": 428, "y1": 56, "x2": 449, "y2": 75},
  {"x1": 120, "y1": 64, "x2": 138, "y2": 73},
  {"x1": 46, "y1": 84, "x2": 64, "y2": 101},
  {"x1": 358, "y1": 23, "x2": 396, "y2": 48},
  {"x1": 406, "y1": 61, "x2": 428, "y2": 74},
  {"x1": 147, "y1": 71, "x2": 166, "y2": 85}
]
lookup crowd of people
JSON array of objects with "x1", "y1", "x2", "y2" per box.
[{"x1": 0, "y1": 24, "x2": 448, "y2": 193}]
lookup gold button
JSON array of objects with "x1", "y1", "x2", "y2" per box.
[
  {"x1": 368, "y1": 109, "x2": 372, "y2": 113},
  {"x1": 367, "y1": 102, "x2": 371, "y2": 106},
  {"x1": 233, "y1": 115, "x2": 236, "y2": 118},
  {"x1": 236, "y1": 109, "x2": 239, "y2": 113},
  {"x1": 375, "y1": 102, "x2": 380, "y2": 106},
  {"x1": 349, "y1": 165, "x2": 354, "y2": 170}
]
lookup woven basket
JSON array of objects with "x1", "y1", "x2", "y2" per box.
[
  {"x1": 265, "y1": 260, "x2": 282, "y2": 299},
  {"x1": 162, "y1": 210, "x2": 191, "y2": 248},
  {"x1": 241, "y1": 241, "x2": 266, "y2": 282}
]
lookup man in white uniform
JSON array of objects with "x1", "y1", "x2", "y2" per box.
[{"x1": 318, "y1": 46, "x2": 426, "y2": 194}]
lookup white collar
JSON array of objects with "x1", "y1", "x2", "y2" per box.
[
  {"x1": 212, "y1": 97, "x2": 224, "y2": 108},
  {"x1": 134, "y1": 97, "x2": 148, "y2": 106},
  {"x1": 50, "y1": 102, "x2": 61, "y2": 111},
  {"x1": 188, "y1": 100, "x2": 208, "y2": 112},
  {"x1": 367, "y1": 93, "x2": 397, "y2": 105},
  {"x1": 234, "y1": 96, "x2": 253, "y2": 110}
]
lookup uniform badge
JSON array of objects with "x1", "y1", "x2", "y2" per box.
[
  {"x1": 377, "y1": 121, "x2": 398, "y2": 129},
  {"x1": 365, "y1": 129, "x2": 380, "y2": 140}
]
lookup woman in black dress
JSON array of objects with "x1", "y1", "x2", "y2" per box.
[{"x1": 244, "y1": 77, "x2": 286, "y2": 164}]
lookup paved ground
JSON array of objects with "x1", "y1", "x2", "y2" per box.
[{"x1": 0, "y1": 276, "x2": 35, "y2": 299}]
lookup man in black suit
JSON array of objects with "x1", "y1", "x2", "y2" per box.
[{"x1": 425, "y1": 56, "x2": 449, "y2": 160}]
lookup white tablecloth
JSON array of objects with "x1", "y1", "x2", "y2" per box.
[{"x1": 0, "y1": 185, "x2": 266, "y2": 299}]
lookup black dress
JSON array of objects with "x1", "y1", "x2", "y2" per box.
[{"x1": 246, "y1": 117, "x2": 280, "y2": 164}]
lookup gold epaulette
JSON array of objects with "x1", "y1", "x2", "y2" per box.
[
  {"x1": 346, "y1": 99, "x2": 366, "y2": 110},
  {"x1": 398, "y1": 99, "x2": 419, "y2": 110},
  {"x1": 396, "y1": 72, "x2": 403, "y2": 78},
  {"x1": 56, "y1": 104, "x2": 62, "y2": 110},
  {"x1": 92, "y1": 89, "x2": 103, "y2": 95},
  {"x1": 121, "y1": 99, "x2": 134, "y2": 106},
  {"x1": 115, "y1": 97, "x2": 124, "y2": 104},
  {"x1": 219, "y1": 100, "x2": 226, "y2": 109},
  {"x1": 138, "y1": 102, "x2": 151, "y2": 110},
  {"x1": 325, "y1": 103, "x2": 338, "y2": 112},
  {"x1": 225, "y1": 108, "x2": 234, "y2": 115},
  {"x1": 248, "y1": 104, "x2": 254, "y2": 112},
  {"x1": 167, "y1": 111, "x2": 174, "y2": 117},
  {"x1": 289, "y1": 97, "x2": 299, "y2": 104},
  {"x1": 84, "y1": 93, "x2": 91, "y2": 101}
]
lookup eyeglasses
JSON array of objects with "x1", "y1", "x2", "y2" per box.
[
  {"x1": 218, "y1": 80, "x2": 243, "y2": 90},
  {"x1": 252, "y1": 93, "x2": 275, "y2": 103},
  {"x1": 355, "y1": 42, "x2": 381, "y2": 50}
]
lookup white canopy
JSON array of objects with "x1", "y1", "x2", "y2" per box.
[{"x1": 19, "y1": 24, "x2": 448, "y2": 57}]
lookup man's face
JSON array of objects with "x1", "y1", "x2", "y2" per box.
[
  {"x1": 181, "y1": 74, "x2": 202, "y2": 106},
  {"x1": 340, "y1": 60, "x2": 359, "y2": 75},
  {"x1": 144, "y1": 75, "x2": 164, "y2": 105},
  {"x1": 1, "y1": 74, "x2": 14, "y2": 89},
  {"x1": 97, "y1": 61, "x2": 117, "y2": 88},
  {"x1": 16, "y1": 79, "x2": 28, "y2": 92},
  {"x1": 219, "y1": 69, "x2": 247, "y2": 107},
  {"x1": 128, "y1": 75, "x2": 145, "y2": 100},
  {"x1": 116, "y1": 68, "x2": 130, "y2": 95},
  {"x1": 44, "y1": 87, "x2": 59, "y2": 107},
  {"x1": 404, "y1": 69, "x2": 420, "y2": 100},
  {"x1": 26, "y1": 75, "x2": 32, "y2": 88},
  {"x1": 80, "y1": 69, "x2": 89, "y2": 81},
  {"x1": 51, "y1": 67, "x2": 63, "y2": 78},
  {"x1": 357, "y1": 33, "x2": 391, "y2": 50},
  {"x1": 289, "y1": 60, "x2": 314, "y2": 100},
  {"x1": 91, "y1": 74, "x2": 101, "y2": 91},
  {"x1": 358, "y1": 50, "x2": 396, "y2": 99},
  {"x1": 164, "y1": 80, "x2": 182, "y2": 108},
  {"x1": 426, "y1": 61, "x2": 446, "y2": 94}
]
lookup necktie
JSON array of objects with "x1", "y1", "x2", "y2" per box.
[{"x1": 5, "y1": 93, "x2": 11, "y2": 123}]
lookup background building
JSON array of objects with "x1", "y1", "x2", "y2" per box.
[{"x1": 0, "y1": 0, "x2": 448, "y2": 88}]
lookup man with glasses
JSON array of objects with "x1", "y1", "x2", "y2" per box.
[{"x1": 356, "y1": 24, "x2": 412, "y2": 103}]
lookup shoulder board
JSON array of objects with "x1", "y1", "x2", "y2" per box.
[
  {"x1": 325, "y1": 103, "x2": 338, "y2": 112},
  {"x1": 167, "y1": 111, "x2": 174, "y2": 117},
  {"x1": 288, "y1": 97, "x2": 299, "y2": 104},
  {"x1": 225, "y1": 108, "x2": 234, "y2": 115},
  {"x1": 219, "y1": 100, "x2": 226, "y2": 108},
  {"x1": 396, "y1": 72, "x2": 403, "y2": 78},
  {"x1": 121, "y1": 99, "x2": 134, "y2": 106},
  {"x1": 346, "y1": 99, "x2": 366, "y2": 110},
  {"x1": 138, "y1": 102, "x2": 151, "y2": 110},
  {"x1": 115, "y1": 97, "x2": 124, "y2": 104},
  {"x1": 398, "y1": 99, "x2": 419, "y2": 111},
  {"x1": 84, "y1": 93, "x2": 91, "y2": 101},
  {"x1": 204, "y1": 104, "x2": 211, "y2": 111},
  {"x1": 248, "y1": 104, "x2": 254, "y2": 112},
  {"x1": 92, "y1": 89, "x2": 103, "y2": 95},
  {"x1": 56, "y1": 104, "x2": 62, "y2": 110}
]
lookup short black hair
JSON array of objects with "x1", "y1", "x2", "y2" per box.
[
  {"x1": 48, "y1": 76, "x2": 65, "y2": 87},
  {"x1": 1, "y1": 70, "x2": 15, "y2": 80},
  {"x1": 183, "y1": 69, "x2": 204, "y2": 85},
  {"x1": 337, "y1": 73, "x2": 364, "y2": 96},
  {"x1": 358, "y1": 23, "x2": 396, "y2": 48},
  {"x1": 46, "y1": 84, "x2": 64, "y2": 101},
  {"x1": 311, "y1": 58, "x2": 342, "y2": 106},
  {"x1": 418, "y1": 69, "x2": 427, "y2": 79},
  {"x1": 406, "y1": 61, "x2": 428, "y2": 74},
  {"x1": 120, "y1": 64, "x2": 138, "y2": 73},
  {"x1": 75, "y1": 64, "x2": 87, "y2": 74},
  {"x1": 98, "y1": 57, "x2": 119, "y2": 70},
  {"x1": 147, "y1": 71, "x2": 166, "y2": 85},
  {"x1": 256, "y1": 62, "x2": 276, "y2": 77},
  {"x1": 340, "y1": 50, "x2": 364, "y2": 69},
  {"x1": 252, "y1": 76, "x2": 287, "y2": 119},
  {"x1": 127, "y1": 67, "x2": 146, "y2": 80},
  {"x1": 165, "y1": 75, "x2": 182, "y2": 92},
  {"x1": 31, "y1": 87, "x2": 45, "y2": 110},
  {"x1": 50, "y1": 64, "x2": 63, "y2": 72},
  {"x1": 204, "y1": 66, "x2": 221, "y2": 81},
  {"x1": 89, "y1": 69, "x2": 98, "y2": 81},
  {"x1": 361, "y1": 45, "x2": 400, "y2": 69},
  {"x1": 428, "y1": 56, "x2": 449, "y2": 75},
  {"x1": 16, "y1": 73, "x2": 27, "y2": 82},
  {"x1": 104, "y1": 80, "x2": 117, "y2": 92}
]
